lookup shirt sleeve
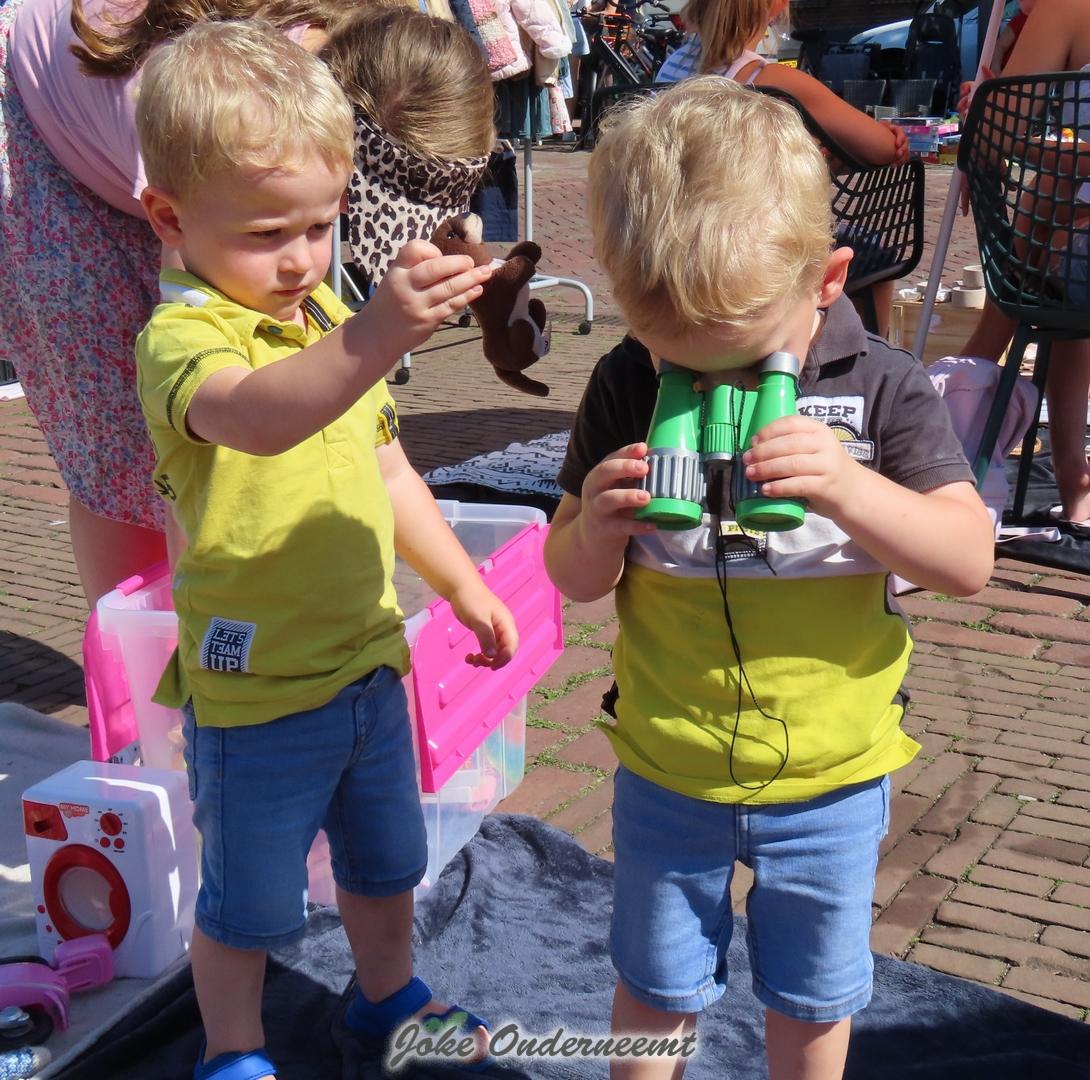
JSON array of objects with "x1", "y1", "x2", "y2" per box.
[
  {"x1": 136, "y1": 306, "x2": 251, "y2": 444},
  {"x1": 656, "y1": 36, "x2": 699, "y2": 83},
  {"x1": 876, "y1": 356, "x2": 975, "y2": 493},
  {"x1": 374, "y1": 383, "x2": 400, "y2": 447},
  {"x1": 556, "y1": 337, "x2": 656, "y2": 496}
]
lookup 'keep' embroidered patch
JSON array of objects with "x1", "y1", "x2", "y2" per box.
[{"x1": 200, "y1": 617, "x2": 256, "y2": 673}]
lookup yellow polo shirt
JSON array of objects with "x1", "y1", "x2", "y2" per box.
[{"x1": 136, "y1": 271, "x2": 409, "y2": 728}]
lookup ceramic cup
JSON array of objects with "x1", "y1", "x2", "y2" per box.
[{"x1": 962, "y1": 264, "x2": 985, "y2": 288}]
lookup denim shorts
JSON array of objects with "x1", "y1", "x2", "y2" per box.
[
  {"x1": 182, "y1": 665, "x2": 427, "y2": 950},
  {"x1": 1057, "y1": 231, "x2": 1089, "y2": 308},
  {"x1": 610, "y1": 765, "x2": 890, "y2": 1021}
]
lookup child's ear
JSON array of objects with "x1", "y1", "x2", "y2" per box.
[
  {"x1": 141, "y1": 186, "x2": 185, "y2": 247},
  {"x1": 817, "y1": 246, "x2": 853, "y2": 307}
]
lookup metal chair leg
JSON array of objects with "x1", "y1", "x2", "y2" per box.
[
  {"x1": 972, "y1": 323, "x2": 1031, "y2": 490},
  {"x1": 1011, "y1": 338, "x2": 1049, "y2": 521}
]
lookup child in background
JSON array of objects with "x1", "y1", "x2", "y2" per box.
[
  {"x1": 657, "y1": 0, "x2": 910, "y2": 336},
  {"x1": 656, "y1": 0, "x2": 907, "y2": 167},
  {"x1": 546, "y1": 79, "x2": 993, "y2": 1079},
  {"x1": 135, "y1": 20, "x2": 510, "y2": 1079},
  {"x1": 321, "y1": 4, "x2": 498, "y2": 286}
]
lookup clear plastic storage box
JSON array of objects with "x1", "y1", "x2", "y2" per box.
[{"x1": 86, "y1": 501, "x2": 563, "y2": 902}]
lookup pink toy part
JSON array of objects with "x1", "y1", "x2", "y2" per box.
[
  {"x1": 84, "y1": 562, "x2": 170, "y2": 763},
  {"x1": 412, "y1": 523, "x2": 563, "y2": 793},
  {"x1": 0, "y1": 961, "x2": 70, "y2": 1033},
  {"x1": 53, "y1": 935, "x2": 114, "y2": 994}
]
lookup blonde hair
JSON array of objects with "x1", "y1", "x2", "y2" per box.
[
  {"x1": 71, "y1": 0, "x2": 355, "y2": 77},
  {"x1": 587, "y1": 78, "x2": 833, "y2": 337},
  {"x1": 136, "y1": 19, "x2": 354, "y2": 200},
  {"x1": 321, "y1": 6, "x2": 495, "y2": 161},
  {"x1": 681, "y1": 0, "x2": 770, "y2": 73}
]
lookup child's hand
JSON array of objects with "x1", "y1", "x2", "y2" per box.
[
  {"x1": 958, "y1": 67, "x2": 993, "y2": 121},
  {"x1": 361, "y1": 240, "x2": 493, "y2": 360},
  {"x1": 881, "y1": 121, "x2": 910, "y2": 166},
  {"x1": 450, "y1": 579, "x2": 519, "y2": 669},
  {"x1": 579, "y1": 443, "x2": 659, "y2": 542},
  {"x1": 741, "y1": 415, "x2": 860, "y2": 520}
]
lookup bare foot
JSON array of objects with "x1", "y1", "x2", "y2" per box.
[{"x1": 1058, "y1": 467, "x2": 1090, "y2": 523}]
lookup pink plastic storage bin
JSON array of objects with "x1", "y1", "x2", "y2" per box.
[{"x1": 85, "y1": 501, "x2": 563, "y2": 900}]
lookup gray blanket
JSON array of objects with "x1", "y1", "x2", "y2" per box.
[{"x1": 61, "y1": 814, "x2": 1090, "y2": 1078}]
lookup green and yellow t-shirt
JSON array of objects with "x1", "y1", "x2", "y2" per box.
[
  {"x1": 557, "y1": 295, "x2": 975, "y2": 804},
  {"x1": 136, "y1": 271, "x2": 408, "y2": 728}
]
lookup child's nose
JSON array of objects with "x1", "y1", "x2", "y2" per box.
[{"x1": 280, "y1": 237, "x2": 311, "y2": 275}]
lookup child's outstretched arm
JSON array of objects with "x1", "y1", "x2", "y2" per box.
[
  {"x1": 185, "y1": 241, "x2": 492, "y2": 455},
  {"x1": 544, "y1": 443, "x2": 659, "y2": 602},
  {"x1": 742, "y1": 416, "x2": 994, "y2": 595},
  {"x1": 757, "y1": 64, "x2": 908, "y2": 167},
  {"x1": 378, "y1": 439, "x2": 517, "y2": 669}
]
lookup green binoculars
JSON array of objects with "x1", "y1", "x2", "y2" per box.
[{"x1": 635, "y1": 352, "x2": 805, "y2": 532}]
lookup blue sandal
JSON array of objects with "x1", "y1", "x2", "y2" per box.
[
  {"x1": 192, "y1": 1047, "x2": 277, "y2": 1079},
  {"x1": 344, "y1": 975, "x2": 492, "y2": 1072}
]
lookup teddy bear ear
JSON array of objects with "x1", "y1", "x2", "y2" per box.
[{"x1": 461, "y1": 213, "x2": 484, "y2": 245}]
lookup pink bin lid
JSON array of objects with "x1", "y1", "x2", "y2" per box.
[
  {"x1": 84, "y1": 561, "x2": 170, "y2": 762},
  {"x1": 411, "y1": 523, "x2": 563, "y2": 793}
]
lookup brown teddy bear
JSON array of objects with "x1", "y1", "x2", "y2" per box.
[{"x1": 430, "y1": 215, "x2": 551, "y2": 397}]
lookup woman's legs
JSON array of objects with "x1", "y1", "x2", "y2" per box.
[
  {"x1": 68, "y1": 495, "x2": 166, "y2": 608},
  {"x1": 959, "y1": 304, "x2": 1090, "y2": 521},
  {"x1": 959, "y1": 297, "x2": 1017, "y2": 361},
  {"x1": 1044, "y1": 340, "x2": 1090, "y2": 521}
]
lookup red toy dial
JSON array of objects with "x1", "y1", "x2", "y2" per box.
[{"x1": 98, "y1": 812, "x2": 122, "y2": 837}]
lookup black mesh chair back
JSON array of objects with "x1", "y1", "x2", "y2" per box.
[
  {"x1": 959, "y1": 71, "x2": 1090, "y2": 332},
  {"x1": 842, "y1": 79, "x2": 888, "y2": 112},
  {"x1": 957, "y1": 71, "x2": 1090, "y2": 518},
  {"x1": 758, "y1": 86, "x2": 925, "y2": 333},
  {"x1": 888, "y1": 78, "x2": 937, "y2": 116}
]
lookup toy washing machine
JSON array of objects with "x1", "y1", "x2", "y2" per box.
[{"x1": 23, "y1": 761, "x2": 198, "y2": 979}]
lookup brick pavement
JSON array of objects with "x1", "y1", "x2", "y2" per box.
[{"x1": 3, "y1": 153, "x2": 1090, "y2": 1022}]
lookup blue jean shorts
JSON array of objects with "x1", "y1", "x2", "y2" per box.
[
  {"x1": 182, "y1": 666, "x2": 427, "y2": 950},
  {"x1": 1057, "y1": 230, "x2": 1089, "y2": 308},
  {"x1": 610, "y1": 765, "x2": 890, "y2": 1022}
]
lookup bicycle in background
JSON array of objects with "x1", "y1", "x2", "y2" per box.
[{"x1": 574, "y1": 0, "x2": 683, "y2": 147}]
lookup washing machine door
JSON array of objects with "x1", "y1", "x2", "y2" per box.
[{"x1": 41, "y1": 845, "x2": 131, "y2": 950}]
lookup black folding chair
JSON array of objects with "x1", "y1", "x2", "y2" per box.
[
  {"x1": 842, "y1": 79, "x2": 888, "y2": 113},
  {"x1": 813, "y1": 43, "x2": 879, "y2": 97},
  {"x1": 758, "y1": 86, "x2": 925, "y2": 334},
  {"x1": 888, "y1": 78, "x2": 938, "y2": 117},
  {"x1": 959, "y1": 71, "x2": 1090, "y2": 519},
  {"x1": 904, "y1": 12, "x2": 960, "y2": 114}
]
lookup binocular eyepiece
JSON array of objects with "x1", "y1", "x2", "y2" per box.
[{"x1": 635, "y1": 352, "x2": 806, "y2": 532}]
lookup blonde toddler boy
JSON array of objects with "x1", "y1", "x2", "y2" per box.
[
  {"x1": 545, "y1": 78, "x2": 995, "y2": 1080},
  {"x1": 135, "y1": 21, "x2": 507, "y2": 1079}
]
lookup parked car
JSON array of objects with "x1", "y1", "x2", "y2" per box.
[{"x1": 850, "y1": 0, "x2": 1020, "y2": 82}]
